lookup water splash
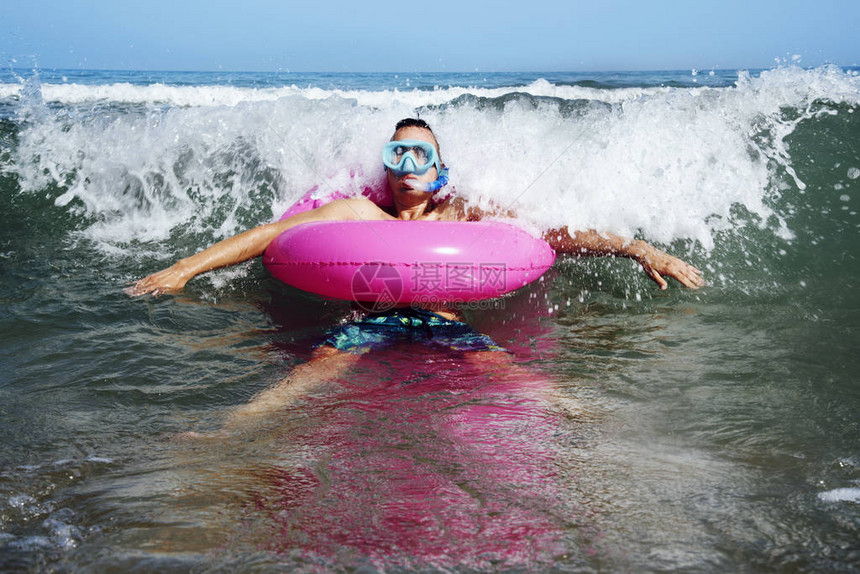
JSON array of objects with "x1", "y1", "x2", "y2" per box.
[{"x1": 3, "y1": 66, "x2": 858, "y2": 265}]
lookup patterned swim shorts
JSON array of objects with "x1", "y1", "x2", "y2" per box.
[{"x1": 322, "y1": 308, "x2": 506, "y2": 353}]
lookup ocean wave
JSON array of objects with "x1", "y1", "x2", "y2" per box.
[
  {"x1": 1, "y1": 66, "x2": 858, "y2": 276},
  {"x1": 0, "y1": 77, "x2": 676, "y2": 108},
  {"x1": 2, "y1": 67, "x2": 858, "y2": 110}
]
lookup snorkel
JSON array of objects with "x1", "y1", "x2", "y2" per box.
[{"x1": 403, "y1": 167, "x2": 449, "y2": 193}]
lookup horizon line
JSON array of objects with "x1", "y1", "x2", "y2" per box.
[{"x1": 6, "y1": 63, "x2": 858, "y2": 77}]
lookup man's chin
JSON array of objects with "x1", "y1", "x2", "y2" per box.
[{"x1": 395, "y1": 184, "x2": 431, "y2": 197}]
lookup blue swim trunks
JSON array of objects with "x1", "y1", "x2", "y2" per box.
[{"x1": 322, "y1": 308, "x2": 507, "y2": 353}]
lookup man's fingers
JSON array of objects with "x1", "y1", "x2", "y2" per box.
[
  {"x1": 644, "y1": 265, "x2": 668, "y2": 290},
  {"x1": 678, "y1": 264, "x2": 705, "y2": 289},
  {"x1": 642, "y1": 257, "x2": 706, "y2": 290}
]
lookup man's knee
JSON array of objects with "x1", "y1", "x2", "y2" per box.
[{"x1": 311, "y1": 344, "x2": 342, "y2": 360}]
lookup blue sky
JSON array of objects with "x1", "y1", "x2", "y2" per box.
[{"x1": 2, "y1": 0, "x2": 857, "y2": 72}]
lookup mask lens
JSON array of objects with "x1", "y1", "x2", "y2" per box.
[
  {"x1": 383, "y1": 140, "x2": 438, "y2": 174},
  {"x1": 390, "y1": 145, "x2": 408, "y2": 164},
  {"x1": 412, "y1": 145, "x2": 429, "y2": 165}
]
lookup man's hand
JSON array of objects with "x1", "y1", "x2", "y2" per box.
[
  {"x1": 633, "y1": 242, "x2": 704, "y2": 290},
  {"x1": 125, "y1": 262, "x2": 192, "y2": 296}
]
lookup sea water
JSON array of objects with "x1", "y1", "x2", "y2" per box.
[{"x1": 1, "y1": 66, "x2": 859, "y2": 572}]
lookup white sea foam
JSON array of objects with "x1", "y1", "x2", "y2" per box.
[
  {"x1": 818, "y1": 487, "x2": 860, "y2": 503},
  {"x1": 1, "y1": 78, "x2": 669, "y2": 108},
  {"x1": 6, "y1": 66, "x2": 860, "y2": 259}
]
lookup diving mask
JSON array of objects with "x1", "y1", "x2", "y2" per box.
[{"x1": 382, "y1": 140, "x2": 442, "y2": 176}]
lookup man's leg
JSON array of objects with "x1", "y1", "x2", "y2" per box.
[{"x1": 223, "y1": 345, "x2": 361, "y2": 432}]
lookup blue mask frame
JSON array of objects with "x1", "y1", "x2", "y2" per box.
[{"x1": 382, "y1": 140, "x2": 442, "y2": 176}]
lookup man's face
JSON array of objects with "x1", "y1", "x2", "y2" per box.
[{"x1": 385, "y1": 126, "x2": 440, "y2": 194}]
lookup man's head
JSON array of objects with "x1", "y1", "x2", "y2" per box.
[
  {"x1": 393, "y1": 118, "x2": 439, "y2": 150},
  {"x1": 384, "y1": 118, "x2": 447, "y2": 196}
]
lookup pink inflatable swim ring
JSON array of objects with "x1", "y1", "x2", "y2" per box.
[{"x1": 262, "y1": 179, "x2": 555, "y2": 304}]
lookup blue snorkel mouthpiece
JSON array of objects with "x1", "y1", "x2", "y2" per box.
[{"x1": 404, "y1": 167, "x2": 450, "y2": 193}]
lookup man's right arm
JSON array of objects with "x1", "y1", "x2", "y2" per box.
[
  {"x1": 125, "y1": 221, "x2": 291, "y2": 296},
  {"x1": 126, "y1": 197, "x2": 383, "y2": 296}
]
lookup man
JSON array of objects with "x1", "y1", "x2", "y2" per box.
[
  {"x1": 128, "y1": 118, "x2": 703, "y2": 301},
  {"x1": 131, "y1": 117, "x2": 703, "y2": 425}
]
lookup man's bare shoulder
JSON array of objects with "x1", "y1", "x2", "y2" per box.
[
  {"x1": 430, "y1": 196, "x2": 475, "y2": 221},
  {"x1": 321, "y1": 197, "x2": 394, "y2": 221},
  {"x1": 430, "y1": 197, "x2": 514, "y2": 222}
]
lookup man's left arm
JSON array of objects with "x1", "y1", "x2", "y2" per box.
[{"x1": 545, "y1": 227, "x2": 704, "y2": 290}]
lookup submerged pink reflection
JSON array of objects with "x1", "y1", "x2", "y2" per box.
[{"x1": 251, "y1": 346, "x2": 587, "y2": 570}]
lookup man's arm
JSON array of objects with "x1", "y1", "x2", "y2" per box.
[
  {"x1": 125, "y1": 221, "x2": 290, "y2": 296},
  {"x1": 545, "y1": 227, "x2": 704, "y2": 290},
  {"x1": 435, "y1": 198, "x2": 704, "y2": 290},
  {"x1": 126, "y1": 198, "x2": 384, "y2": 296}
]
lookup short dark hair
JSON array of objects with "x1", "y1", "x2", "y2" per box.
[
  {"x1": 393, "y1": 118, "x2": 440, "y2": 156},
  {"x1": 395, "y1": 118, "x2": 433, "y2": 132}
]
